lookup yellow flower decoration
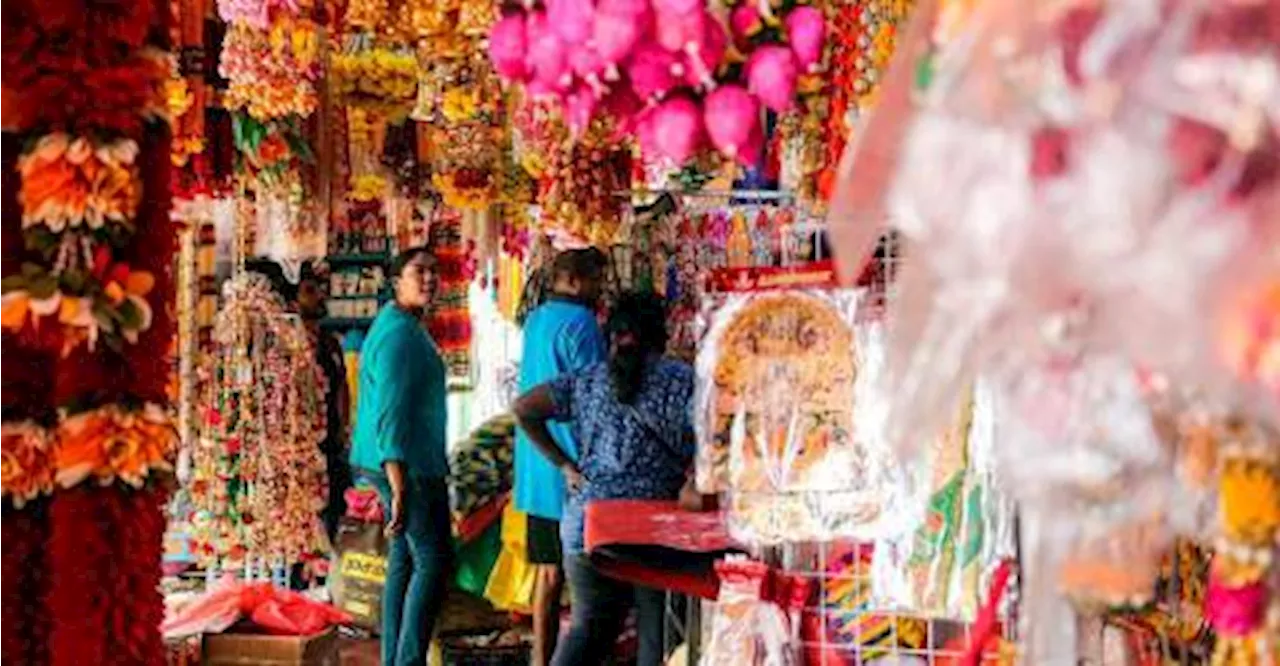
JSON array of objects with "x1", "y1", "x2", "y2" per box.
[
  {"x1": 1, "y1": 422, "x2": 55, "y2": 509},
  {"x1": 1219, "y1": 455, "x2": 1280, "y2": 546},
  {"x1": 349, "y1": 174, "x2": 389, "y2": 202}
]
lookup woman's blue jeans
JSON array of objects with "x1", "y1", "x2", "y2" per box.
[{"x1": 363, "y1": 472, "x2": 454, "y2": 666}]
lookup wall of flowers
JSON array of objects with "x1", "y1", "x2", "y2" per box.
[{"x1": 1, "y1": 0, "x2": 180, "y2": 662}]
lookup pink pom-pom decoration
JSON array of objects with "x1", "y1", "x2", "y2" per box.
[
  {"x1": 746, "y1": 45, "x2": 798, "y2": 112},
  {"x1": 602, "y1": 85, "x2": 643, "y2": 135},
  {"x1": 489, "y1": 14, "x2": 529, "y2": 81},
  {"x1": 683, "y1": 19, "x2": 727, "y2": 88},
  {"x1": 528, "y1": 12, "x2": 572, "y2": 92},
  {"x1": 593, "y1": 6, "x2": 647, "y2": 64},
  {"x1": 570, "y1": 47, "x2": 611, "y2": 96},
  {"x1": 547, "y1": 0, "x2": 596, "y2": 46},
  {"x1": 651, "y1": 0, "x2": 701, "y2": 17},
  {"x1": 730, "y1": 5, "x2": 763, "y2": 47},
  {"x1": 641, "y1": 96, "x2": 705, "y2": 163},
  {"x1": 565, "y1": 86, "x2": 600, "y2": 133},
  {"x1": 627, "y1": 42, "x2": 684, "y2": 102},
  {"x1": 656, "y1": 8, "x2": 708, "y2": 53},
  {"x1": 784, "y1": 6, "x2": 826, "y2": 72},
  {"x1": 703, "y1": 84, "x2": 760, "y2": 164}
]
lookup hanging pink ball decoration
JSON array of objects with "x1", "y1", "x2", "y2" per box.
[
  {"x1": 547, "y1": 0, "x2": 597, "y2": 46},
  {"x1": 627, "y1": 42, "x2": 684, "y2": 102},
  {"x1": 746, "y1": 45, "x2": 799, "y2": 112},
  {"x1": 703, "y1": 84, "x2": 760, "y2": 164},
  {"x1": 489, "y1": 14, "x2": 529, "y2": 81},
  {"x1": 642, "y1": 96, "x2": 704, "y2": 163},
  {"x1": 784, "y1": 6, "x2": 826, "y2": 72},
  {"x1": 486, "y1": 0, "x2": 826, "y2": 165}
]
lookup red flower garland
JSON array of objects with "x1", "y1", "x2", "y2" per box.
[
  {"x1": 1, "y1": 501, "x2": 51, "y2": 666},
  {"x1": 45, "y1": 487, "x2": 111, "y2": 665}
]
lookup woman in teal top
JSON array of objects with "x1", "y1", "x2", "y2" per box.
[{"x1": 350, "y1": 247, "x2": 451, "y2": 666}]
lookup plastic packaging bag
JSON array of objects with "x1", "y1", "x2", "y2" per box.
[
  {"x1": 162, "y1": 575, "x2": 352, "y2": 639},
  {"x1": 700, "y1": 558, "x2": 809, "y2": 666},
  {"x1": 695, "y1": 289, "x2": 899, "y2": 544}
]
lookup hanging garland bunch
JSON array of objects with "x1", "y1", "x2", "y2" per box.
[
  {"x1": 189, "y1": 274, "x2": 330, "y2": 568},
  {"x1": 331, "y1": 47, "x2": 419, "y2": 122},
  {"x1": 1, "y1": 0, "x2": 178, "y2": 662}
]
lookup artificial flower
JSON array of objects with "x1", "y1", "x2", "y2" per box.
[
  {"x1": 349, "y1": 174, "x2": 389, "y2": 202},
  {"x1": 1, "y1": 421, "x2": 55, "y2": 508},
  {"x1": 17, "y1": 134, "x2": 141, "y2": 234},
  {"x1": 330, "y1": 49, "x2": 418, "y2": 120},
  {"x1": 219, "y1": 21, "x2": 320, "y2": 120},
  {"x1": 55, "y1": 403, "x2": 177, "y2": 489}
]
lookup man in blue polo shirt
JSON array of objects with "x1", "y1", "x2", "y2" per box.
[{"x1": 515, "y1": 248, "x2": 608, "y2": 666}]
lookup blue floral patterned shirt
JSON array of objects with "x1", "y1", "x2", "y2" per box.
[{"x1": 546, "y1": 357, "x2": 696, "y2": 553}]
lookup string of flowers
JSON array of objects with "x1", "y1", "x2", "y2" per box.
[
  {"x1": 189, "y1": 274, "x2": 329, "y2": 568},
  {"x1": 2, "y1": 0, "x2": 178, "y2": 663}
]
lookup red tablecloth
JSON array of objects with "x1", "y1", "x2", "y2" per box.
[{"x1": 584, "y1": 500, "x2": 741, "y2": 600}]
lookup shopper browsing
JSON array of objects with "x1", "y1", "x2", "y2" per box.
[
  {"x1": 349, "y1": 247, "x2": 452, "y2": 666},
  {"x1": 514, "y1": 291, "x2": 696, "y2": 666},
  {"x1": 513, "y1": 247, "x2": 609, "y2": 666}
]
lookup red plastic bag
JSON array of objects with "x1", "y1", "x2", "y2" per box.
[{"x1": 162, "y1": 576, "x2": 352, "y2": 639}]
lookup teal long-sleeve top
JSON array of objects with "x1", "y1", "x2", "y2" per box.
[{"x1": 350, "y1": 303, "x2": 449, "y2": 480}]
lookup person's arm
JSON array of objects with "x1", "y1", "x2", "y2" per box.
[
  {"x1": 513, "y1": 378, "x2": 582, "y2": 488},
  {"x1": 369, "y1": 331, "x2": 416, "y2": 533}
]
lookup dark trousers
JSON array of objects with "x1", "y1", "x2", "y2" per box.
[
  {"x1": 552, "y1": 553, "x2": 666, "y2": 666},
  {"x1": 367, "y1": 473, "x2": 454, "y2": 666}
]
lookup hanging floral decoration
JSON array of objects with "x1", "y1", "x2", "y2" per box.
[
  {"x1": 189, "y1": 274, "x2": 330, "y2": 567},
  {"x1": 427, "y1": 210, "x2": 476, "y2": 380},
  {"x1": 219, "y1": 20, "x2": 321, "y2": 121},
  {"x1": 331, "y1": 48, "x2": 419, "y2": 122},
  {"x1": 417, "y1": 57, "x2": 505, "y2": 211},
  {"x1": 539, "y1": 118, "x2": 633, "y2": 245},
  {"x1": 2, "y1": 0, "x2": 176, "y2": 661}
]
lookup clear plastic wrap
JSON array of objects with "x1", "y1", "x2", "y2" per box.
[
  {"x1": 700, "y1": 558, "x2": 809, "y2": 666},
  {"x1": 694, "y1": 289, "x2": 900, "y2": 544},
  {"x1": 831, "y1": 0, "x2": 1280, "y2": 465}
]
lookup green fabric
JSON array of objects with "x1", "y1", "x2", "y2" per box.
[
  {"x1": 351, "y1": 304, "x2": 449, "y2": 479},
  {"x1": 453, "y1": 520, "x2": 502, "y2": 597}
]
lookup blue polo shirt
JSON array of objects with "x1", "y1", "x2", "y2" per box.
[
  {"x1": 350, "y1": 304, "x2": 449, "y2": 480},
  {"x1": 514, "y1": 297, "x2": 605, "y2": 520}
]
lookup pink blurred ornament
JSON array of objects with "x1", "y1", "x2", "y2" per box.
[
  {"x1": 784, "y1": 6, "x2": 826, "y2": 72},
  {"x1": 683, "y1": 19, "x2": 727, "y2": 88},
  {"x1": 565, "y1": 86, "x2": 600, "y2": 133},
  {"x1": 651, "y1": 0, "x2": 701, "y2": 17},
  {"x1": 547, "y1": 0, "x2": 595, "y2": 46},
  {"x1": 730, "y1": 5, "x2": 763, "y2": 47},
  {"x1": 528, "y1": 12, "x2": 572, "y2": 92},
  {"x1": 641, "y1": 96, "x2": 705, "y2": 163},
  {"x1": 570, "y1": 47, "x2": 611, "y2": 96},
  {"x1": 593, "y1": 3, "x2": 649, "y2": 66},
  {"x1": 489, "y1": 13, "x2": 529, "y2": 81},
  {"x1": 597, "y1": 0, "x2": 648, "y2": 18},
  {"x1": 602, "y1": 85, "x2": 644, "y2": 135},
  {"x1": 746, "y1": 45, "x2": 798, "y2": 112},
  {"x1": 627, "y1": 42, "x2": 684, "y2": 102},
  {"x1": 656, "y1": 7, "x2": 708, "y2": 53},
  {"x1": 703, "y1": 84, "x2": 761, "y2": 164}
]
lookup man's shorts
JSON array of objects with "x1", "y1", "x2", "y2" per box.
[{"x1": 526, "y1": 515, "x2": 562, "y2": 565}]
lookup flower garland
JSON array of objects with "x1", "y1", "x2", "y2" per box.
[
  {"x1": 427, "y1": 210, "x2": 475, "y2": 380},
  {"x1": 190, "y1": 274, "x2": 329, "y2": 567},
  {"x1": 539, "y1": 119, "x2": 632, "y2": 245},
  {"x1": 331, "y1": 48, "x2": 419, "y2": 122},
  {"x1": 1207, "y1": 420, "x2": 1280, "y2": 665},
  {"x1": 2, "y1": 0, "x2": 177, "y2": 663},
  {"x1": 0, "y1": 405, "x2": 177, "y2": 509},
  {"x1": 219, "y1": 20, "x2": 321, "y2": 120},
  {"x1": 1, "y1": 133, "x2": 159, "y2": 356}
]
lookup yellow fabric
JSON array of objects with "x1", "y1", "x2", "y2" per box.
[
  {"x1": 345, "y1": 351, "x2": 360, "y2": 425},
  {"x1": 483, "y1": 505, "x2": 537, "y2": 613}
]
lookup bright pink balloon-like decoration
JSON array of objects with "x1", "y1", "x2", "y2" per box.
[
  {"x1": 487, "y1": 0, "x2": 825, "y2": 164},
  {"x1": 547, "y1": 0, "x2": 596, "y2": 45},
  {"x1": 785, "y1": 6, "x2": 826, "y2": 72},
  {"x1": 643, "y1": 96, "x2": 705, "y2": 163},
  {"x1": 489, "y1": 14, "x2": 529, "y2": 82},
  {"x1": 746, "y1": 45, "x2": 799, "y2": 112},
  {"x1": 704, "y1": 84, "x2": 761, "y2": 164}
]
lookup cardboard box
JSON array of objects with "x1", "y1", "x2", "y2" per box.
[{"x1": 202, "y1": 628, "x2": 338, "y2": 666}]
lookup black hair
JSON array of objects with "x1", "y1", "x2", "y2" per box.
[
  {"x1": 605, "y1": 291, "x2": 669, "y2": 405},
  {"x1": 244, "y1": 258, "x2": 295, "y2": 303},
  {"x1": 390, "y1": 246, "x2": 434, "y2": 279},
  {"x1": 552, "y1": 247, "x2": 608, "y2": 282}
]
